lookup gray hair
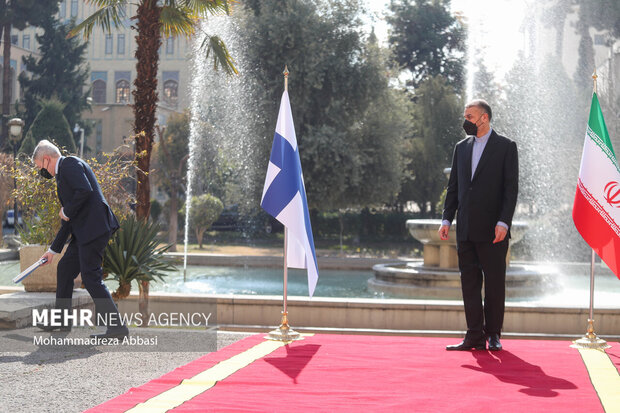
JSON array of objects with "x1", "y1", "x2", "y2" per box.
[
  {"x1": 465, "y1": 99, "x2": 493, "y2": 121},
  {"x1": 32, "y1": 139, "x2": 61, "y2": 162}
]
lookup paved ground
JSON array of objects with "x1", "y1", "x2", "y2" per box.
[{"x1": 0, "y1": 328, "x2": 254, "y2": 413}]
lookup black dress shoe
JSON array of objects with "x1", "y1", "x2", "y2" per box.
[
  {"x1": 446, "y1": 340, "x2": 486, "y2": 351},
  {"x1": 488, "y1": 334, "x2": 502, "y2": 351},
  {"x1": 36, "y1": 323, "x2": 71, "y2": 332},
  {"x1": 90, "y1": 326, "x2": 129, "y2": 340}
]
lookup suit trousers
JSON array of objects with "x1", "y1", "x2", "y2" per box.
[
  {"x1": 456, "y1": 239, "x2": 509, "y2": 340},
  {"x1": 55, "y1": 232, "x2": 123, "y2": 329}
]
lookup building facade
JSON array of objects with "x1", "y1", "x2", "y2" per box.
[{"x1": 7, "y1": 0, "x2": 192, "y2": 155}]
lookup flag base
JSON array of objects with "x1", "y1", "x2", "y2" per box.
[
  {"x1": 266, "y1": 311, "x2": 302, "y2": 342},
  {"x1": 570, "y1": 319, "x2": 611, "y2": 349}
]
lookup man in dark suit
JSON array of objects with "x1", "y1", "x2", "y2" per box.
[
  {"x1": 439, "y1": 100, "x2": 518, "y2": 351},
  {"x1": 33, "y1": 140, "x2": 128, "y2": 339}
]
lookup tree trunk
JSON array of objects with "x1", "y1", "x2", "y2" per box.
[
  {"x1": 138, "y1": 280, "x2": 150, "y2": 322},
  {"x1": 167, "y1": 192, "x2": 178, "y2": 252},
  {"x1": 196, "y1": 228, "x2": 205, "y2": 249},
  {"x1": 133, "y1": 0, "x2": 162, "y2": 222},
  {"x1": 2, "y1": 23, "x2": 11, "y2": 150},
  {"x1": 132, "y1": 1, "x2": 162, "y2": 319}
]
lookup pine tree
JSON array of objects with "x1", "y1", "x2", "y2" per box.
[
  {"x1": 0, "y1": 0, "x2": 59, "y2": 150},
  {"x1": 19, "y1": 99, "x2": 77, "y2": 155},
  {"x1": 18, "y1": 15, "x2": 90, "y2": 144}
]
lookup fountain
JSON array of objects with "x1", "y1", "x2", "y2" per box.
[
  {"x1": 370, "y1": 219, "x2": 555, "y2": 299},
  {"x1": 183, "y1": 14, "x2": 264, "y2": 273},
  {"x1": 2, "y1": 2, "x2": 620, "y2": 339},
  {"x1": 368, "y1": 0, "x2": 603, "y2": 300},
  {"x1": 181, "y1": 2, "x2": 606, "y2": 305}
]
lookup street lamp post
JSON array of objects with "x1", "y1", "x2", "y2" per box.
[
  {"x1": 73, "y1": 97, "x2": 93, "y2": 158},
  {"x1": 73, "y1": 123, "x2": 84, "y2": 158},
  {"x1": 8, "y1": 118, "x2": 24, "y2": 236}
]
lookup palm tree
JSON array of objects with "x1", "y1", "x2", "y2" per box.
[
  {"x1": 71, "y1": 0, "x2": 237, "y2": 316},
  {"x1": 70, "y1": 0, "x2": 237, "y2": 222}
]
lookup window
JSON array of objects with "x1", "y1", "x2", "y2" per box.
[
  {"x1": 92, "y1": 79, "x2": 106, "y2": 103},
  {"x1": 117, "y1": 34, "x2": 125, "y2": 55},
  {"x1": 105, "y1": 35, "x2": 113, "y2": 54},
  {"x1": 10, "y1": 35, "x2": 17, "y2": 45},
  {"x1": 59, "y1": 0, "x2": 66, "y2": 19},
  {"x1": 163, "y1": 79, "x2": 178, "y2": 106},
  {"x1": 166, "y1": 37, "x2": 174, "y2": 55},
  {"x1": 116, "y1": 79, "x2": 130, "y2": 103},
  {"x1": 22, "y1": 35, "x2": 30, "y2": 50},
  {"x1": 71, "y1": 0, "x2": 78, "y2": 17}
]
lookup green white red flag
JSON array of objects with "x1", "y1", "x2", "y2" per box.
[{"x1": 573, "y1": 92, "x2": 620, "y2": 279}]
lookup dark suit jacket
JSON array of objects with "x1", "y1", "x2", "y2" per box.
[
  {"x1": 442, "y1": 130, "x2": 519, "y2": 242},
  {"x1": 50, "y1": 156, "x2": 120, "y2": 253}
]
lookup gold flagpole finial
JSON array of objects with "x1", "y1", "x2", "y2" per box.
[
  {"x1": 284, "y1": 66, "x2": 289, "y2": 92},
  {"x1": 592, "y1": 68, "x2": 598, "y2": 94}
]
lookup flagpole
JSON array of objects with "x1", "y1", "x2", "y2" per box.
[
  {"x1": 571, "y1": 250, "x2": 609, "y2": 349},
  {"x1": 284, "y1": 227, "x2": 288, "y2": 316},
  {"x1": 571, "y1": 69, "x2": 610, "y2": 350},
  {"x1": 268, "y1": 66, "x2": 301, "y2": 342}
]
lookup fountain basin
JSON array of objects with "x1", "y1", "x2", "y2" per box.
[
  {"x1": 370, "y1": 262, "x2": 553, "y2": 299},
  {"x1": 406, "y1": 219, "x2": 527, "y2": 268},
  {"x1": 406, "y1": 219, "x2": 527, "y2": 244},
  {"x1": 368, "y1": 219, "x2": 553, "y2": 299}
]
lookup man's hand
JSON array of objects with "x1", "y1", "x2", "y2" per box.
[
  {"x1": 438, "y1": 225, "x2": 450, "y2": 241},
  {"x1": 40, "y1": 251, "x2": 55, "y2": 266},
  {"x1": 493, "y1": 225, "x2": 508, "y2": 244},
  {"x1": 59, "y1": 208, "x2": 69, "y2": 222}
]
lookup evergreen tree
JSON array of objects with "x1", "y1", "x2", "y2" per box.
[
  {"x1": 0, "y1": 0, "x2": 59, "y2": 149},
  {"x1": 471, "y1": 59, "x2": 506, "y2": 130},
  {"x1": 386, "y1": 0, "x2": 466, "y2": 91},
  {"x1": 472, "y1": 60, "x2": 500, "y2": 107},
  {"x1": 239, "y1": 0, "x2": 410, "y2": 211},
  {"x1": 19, "y1": 15, "x2": 91, "y2": 144},
  {"x1": 577, "y1": 0, "x2": 620, "y2": 38},
  {"x1": 154, "y1": 111, "x2": 190, "y2": 251},
  {"x1": 19, "y1": 99, "x2": 77, "y2": 155},
  {"x1": 398, "y1": 75, "x2": 462, "y2": 216}
]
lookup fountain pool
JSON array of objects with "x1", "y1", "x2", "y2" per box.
[{"x1": 0, "y1": 260, "x2": 618, "y2": 307}]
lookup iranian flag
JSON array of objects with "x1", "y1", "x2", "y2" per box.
[{"x1": 573, "y1": 92, "x2": 620, "y2": 279}]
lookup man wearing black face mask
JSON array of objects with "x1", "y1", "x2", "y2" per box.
[
  {"x1": 32, "y1": 140, "x2": 127, "y2": 339},
  {"x1": 438, "y1": 100, "x2": 518, "y2": 351}
]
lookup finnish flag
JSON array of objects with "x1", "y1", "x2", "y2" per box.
[{"x1": 261, "y1": 91, "x2": 319, "y2": 297}]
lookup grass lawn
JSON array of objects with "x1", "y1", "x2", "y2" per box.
[{"x1": 164, "y1": 230, "x2": 422, "y2": 259}]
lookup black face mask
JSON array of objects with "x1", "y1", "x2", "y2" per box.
[
  {"x1": 462, "y1": 119, "x2": 478, "y2": 136},
  {"x1": 39, "y1": 159, "x2": 53, "y2": 179}
]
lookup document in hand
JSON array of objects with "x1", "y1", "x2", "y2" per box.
[{"x1": 13, "y1": 258, "x2": 48, "y2": 284}]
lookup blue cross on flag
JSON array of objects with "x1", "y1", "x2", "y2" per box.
[{"x1": 261, "y1": 91, "x2": 319, "y2": 297}]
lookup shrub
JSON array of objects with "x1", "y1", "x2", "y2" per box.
[
  {"x1": 184, "y1": 194, "x2": 224, "y2": 248},
  {"x1": 4, "y1": 148, "x2": 134, "y2": 245},
  {"x1": 103, "y1": 217, "x2": 177, "y2": 300}
]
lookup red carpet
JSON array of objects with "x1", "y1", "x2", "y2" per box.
[{"x1": 88, "y1": 334, "x2": 619, "y2": 412}]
